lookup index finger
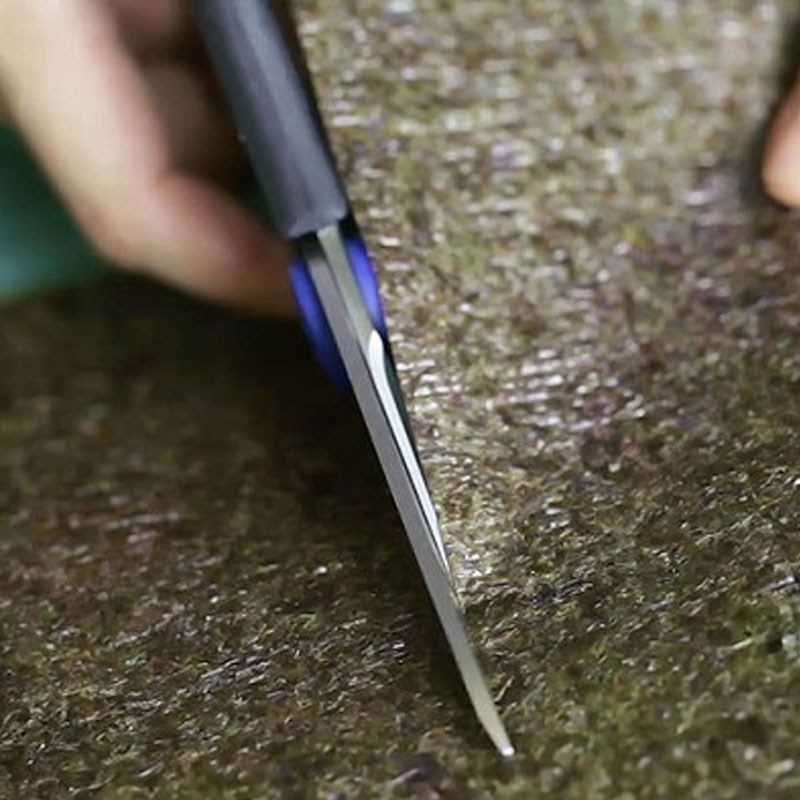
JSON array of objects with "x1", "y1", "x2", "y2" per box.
[{"x1": 0, "y1": 0, "x2": 292, "y2": 315}]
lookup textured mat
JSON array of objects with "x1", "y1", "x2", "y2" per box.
[{"x1": 2, "y1": 2, "x2": 800, "y2": 798}]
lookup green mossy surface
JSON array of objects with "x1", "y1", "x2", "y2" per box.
[{"x1": 3, "y1": 1, "x2": 800, "y2": 797}]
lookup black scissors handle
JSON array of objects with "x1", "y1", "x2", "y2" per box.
[{"x1": 194, "y1": 0, "x2": 348, "y2": 239}]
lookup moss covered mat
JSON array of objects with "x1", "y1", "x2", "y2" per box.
[{"x1": 3, "y1": 1, "x2": 800, "y2": 797}]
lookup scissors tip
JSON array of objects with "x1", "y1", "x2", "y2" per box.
[
  {"x1": 494, "y1": 732, "x2": 515, "y2": 760},
  {"x1": 483, "y1": 715, "x2": 514, "y2": 759},
  {"x1": 499, "y1": 742, "x2": 516, "y2": 759}
]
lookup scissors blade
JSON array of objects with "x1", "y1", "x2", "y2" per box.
[{"x1": 302, "y1": 224, "x2": 514, "y2": 758}]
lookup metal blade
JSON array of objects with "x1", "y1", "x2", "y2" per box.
[{"x1": 302, "y1": 224, "x2": 514, "y2": 758}]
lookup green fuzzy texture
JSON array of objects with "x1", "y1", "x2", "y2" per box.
[
  {"x1": 3, "y1": 1, "x2": 800, "y2": 797},
  {"x1": 0, "y1": 128, "x2": 107, "y2": 299}
]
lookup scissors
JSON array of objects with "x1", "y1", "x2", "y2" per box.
[{"x1": 194, "y1": 0, "x2": 513, "y2": 758}]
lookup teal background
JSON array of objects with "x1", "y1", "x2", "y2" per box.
[{"x1": 0, "y1": 126, "x2": 108, "y2": 300}]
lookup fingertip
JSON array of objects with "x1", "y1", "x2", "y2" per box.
[
  {"x1": 207, "y1": 211, "x2": 296, "y2": 316},
  {"x1": 142, "y1": 174, "x2": 296, "y2": 316},
  {"x1": 763, "y1": 80, "x2": 800, "y2": 207},
  {"x1": 762, "y1": 150, "x2": 800, "y2": 208},
  {"x1": 762, "y1": 167, "x2": 798, "y2": 209}
]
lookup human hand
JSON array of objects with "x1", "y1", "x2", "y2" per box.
[
  {"x1": 764, "y1": 73, "x2": 800, "y2": 208},
  {"x1": 0, "y1": 0, "x2": 292, "y2": 315}
]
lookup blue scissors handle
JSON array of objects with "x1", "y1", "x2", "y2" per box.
[{"x1": 290, "y1": 234, "x2": 387, "y2": 388}]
